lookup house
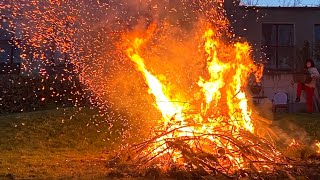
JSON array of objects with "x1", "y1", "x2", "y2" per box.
[{"x1": 224, "y1": 0, "x2": 320, "y2": 112}]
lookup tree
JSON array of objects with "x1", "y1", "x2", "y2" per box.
[
  {"x1": 314, "y1": 42, "x2": 320, "y2": 63},
  {"x1": 241, "y1": 0, "x2": 260, "y2": 6},
  {"x1": 296, "y1": 41, "x2": 311, "y2": 70},
  {"x1": 278, "y1": 0, "x2": 301, "y2": 6}
]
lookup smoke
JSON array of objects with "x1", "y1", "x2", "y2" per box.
[{"x1": 251, "y1": 101, "x2": 319, "y2": 158}]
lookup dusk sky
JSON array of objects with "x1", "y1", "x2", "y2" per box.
[{"x1": 249, "y1": 0, "x2": 320, "y2": 6}]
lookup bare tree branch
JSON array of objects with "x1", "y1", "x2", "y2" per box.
[
  {"x1": 241, "y1": 0, "x2": 260, "y2": 6},
  {"x1": 293, "y1": 0, "x2": 302, "y2": 6},
  {"x1": 278, "y1": 0, "x2": 302, "y2": 6}
]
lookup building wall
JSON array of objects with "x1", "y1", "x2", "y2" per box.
[
  {"x1": 225, "y1": 6, "x2": 320, "y2": 112},
  {"x1": 233, "y1": 7, "x2": 320, "y2": 61},
  {"x1": 261, "y1": 73, "x2": 312, "y2": 112}
]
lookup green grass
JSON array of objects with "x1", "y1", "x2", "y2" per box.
[
  {"x1": 0, "y1": 108, "x2": 118, "y2": 151},
  {"x1": 270, "y1": 113, "x2": 320, "y2": 159},
  {"x1": 0, "y1": 108, "x2": 320, "y2": 178},
  {"x1": 0, "y1": 107, "x2": 126, "y2": 179},
  {"x1": 274, "y1": 113, "x2": 320, "y2": 140}
]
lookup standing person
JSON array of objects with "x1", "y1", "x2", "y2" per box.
[{"x1": 295, "y1": 59, "x2": 320, "y2": 113}]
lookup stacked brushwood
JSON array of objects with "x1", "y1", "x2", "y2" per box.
[
  {"x1": 106, "y1": 117, "x2": 320, "y2": 179},
  {"x1": 106, "y1": 123, "x2": 290, "y2": 178}
]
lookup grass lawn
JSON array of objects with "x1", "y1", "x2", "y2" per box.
[
  {"x1": 274, "y1": 113, "x2": 320, "y2": 140},
  {"x1": 0, "y1": 107, "x2": 126, "y2": 179},
  {"x1": 0, "y1": 108, "x2": 320, "y2": 179}
]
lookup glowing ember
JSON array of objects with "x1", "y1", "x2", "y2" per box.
[
  {"x1": 289, "y1": 139, "x2": 300, "y2": 147},
  {"x1": 316, "y1": 142, "x2": 320, "y2": 154}
]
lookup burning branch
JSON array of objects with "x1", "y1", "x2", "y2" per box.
[{"x1": 112, "y1": 117, "x2": 290, "y2": 178}]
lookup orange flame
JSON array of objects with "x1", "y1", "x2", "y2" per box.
[
  {"x1": 198, "y1": 29, "x2": 255, "y2": 133},
  {"x1": 124, "y1": 24, "x2": 265, "y2": 172},
  {"x1": 126, "y1": 38, "x2": 184, "y2": 124}
]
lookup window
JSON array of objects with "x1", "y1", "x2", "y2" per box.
[
  {"x1": 0, "y1": 20, "x2": 13, "y2": 41},
  {"x1": 0, "y1": 18, "x2": 21, "y2": 74},
  {"x1": 0, "y1": 18, "x2": 13, "y2": 64},
  {"x1": 314, "y1": 24, "x2": 320, "y2": 61},
  {"x1": 0, "y1": 45, "x2": 12, "y2": 64},
  {"x1": 262, "y1": 24, "x2": 295, "y2": 70},
  {"x1": 315, "y1": 24, "x2": 320, "y2": 44}
]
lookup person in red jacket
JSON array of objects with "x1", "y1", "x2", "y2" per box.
[{"x1": 295, "y1": 59, "x2": 320, "y2": 113}]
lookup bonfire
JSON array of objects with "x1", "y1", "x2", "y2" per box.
[
  {"x1": 107, "y1": 3, "x2": 293, "y2": 178},
  {"x1": 3, "y1": 0, "x2": 320, "y2": 178}
]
